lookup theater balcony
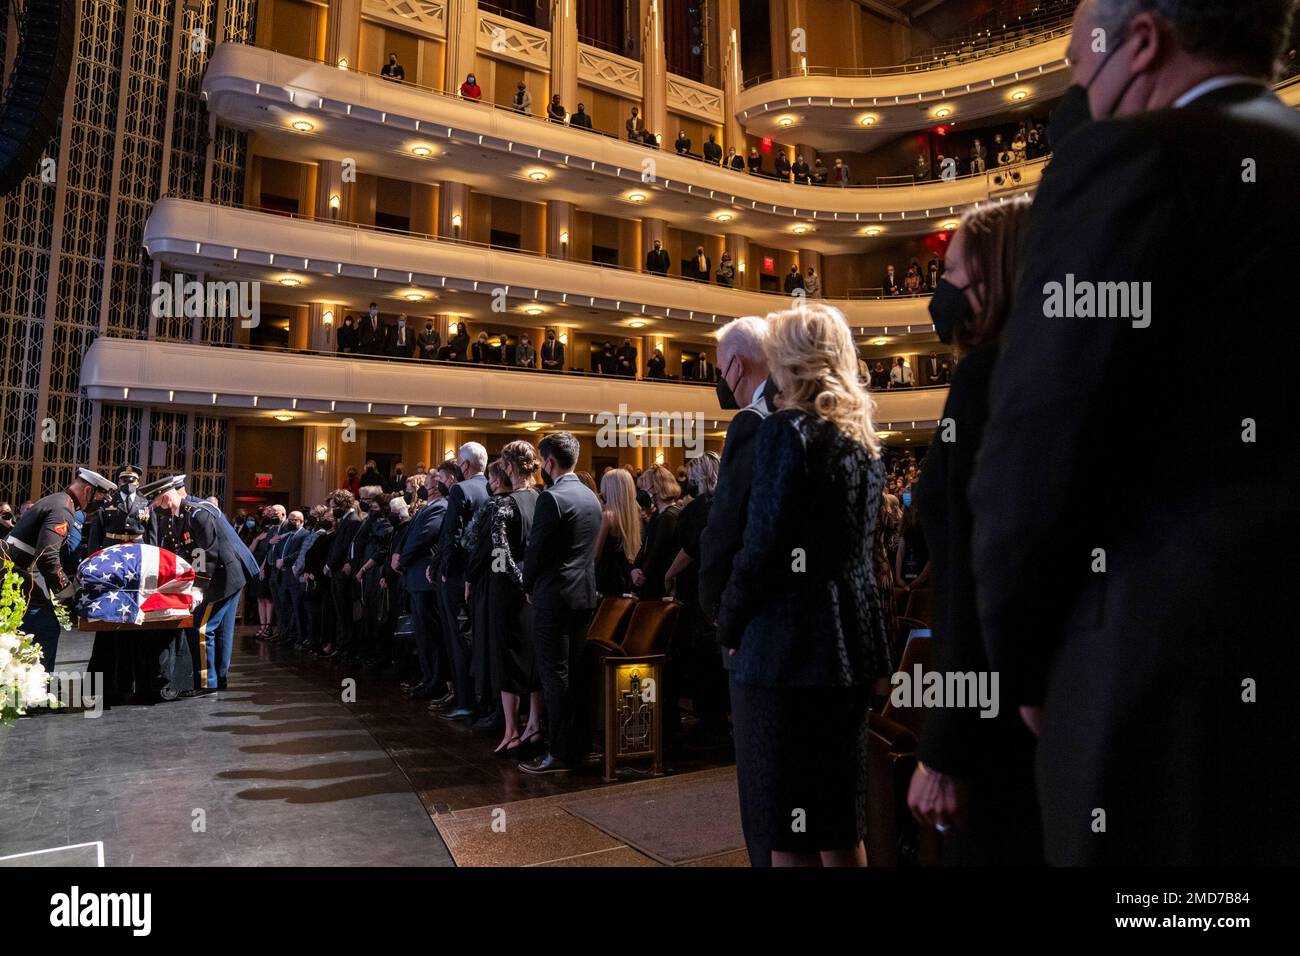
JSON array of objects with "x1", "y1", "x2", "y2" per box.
[
  {"x1": 78, "y1": 338, "x2": 949, "y2": 439},
  {"x1": 736, "y1": 34, "x2": 1072, "y2": 151},
  {"x1": 202, "y1": 42, "x2": 1044, "y2": 243},
  {"x1": 142, "y1": 197, "x2": 936, "y2": 336}
]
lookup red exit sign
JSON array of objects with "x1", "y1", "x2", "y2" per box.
[
  {"x1": 762, "y1": 256, "x2": 775, "y2": 273},
  {"x1": 254, "y1": 473, "x2": 273, "y2": 489}
]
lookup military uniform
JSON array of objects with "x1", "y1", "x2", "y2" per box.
[
  {"x1": 142, "y1": 476, "x2": 248, "y2": 690},
  {"x1": 82, "y1": 469, "x2": 151, "y2": 556}
]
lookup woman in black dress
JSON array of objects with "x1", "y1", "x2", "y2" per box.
[
  {"x1": 248, "y1": 509, "x2": 276, "y2": 638},
  {"x1": 630, "y1": 465, "x2": 681, "y2": 599},
  {"x1": 716, "y1": 302, "x2": 891, "y2": 867},
  {"x1": 907, "y1": 196, "x2": 1043, "y2": 865},
  {"x1": 468, "y1": 442, "x2": 542, "y2": 756},
  {"x1": 465, "y1": 461, "x2": 509, "y2": 719},
  {"x1": 594, "y1": 468, "x2": 641, "y2": 598}
]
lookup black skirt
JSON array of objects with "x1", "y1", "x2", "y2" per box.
[{"x1": 731, "y1": 681, "x2": 871, "y2": 853}]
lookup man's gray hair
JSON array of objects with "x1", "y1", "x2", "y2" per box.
[
  {"x1": 359, "y1": 484, "x2": 383, "y2": 499},
  {"x1": 1095, "y1": 0, "x2": 1296, "y2": 75},
  {"x1": 716, "y1": 315, "x2": 770, "y2": 363},
  {"x1": 459, "y1": 441, "x2": 488, "y2": 472}
]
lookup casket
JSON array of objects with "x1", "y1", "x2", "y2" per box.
[{"x1": 75, "y1": 544, "x2": 202, "y2": 627}]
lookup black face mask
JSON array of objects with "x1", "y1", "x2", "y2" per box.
[
  {"x1": 929, "y1": 278, "x2": 973, "y2": 345},
  {"x1": 331, "y1": 507, "x2": 348, "y2": 520},
  {"x1": 715, "y1": 356, "x2": 740, "y2": 410},
  {"x1": 681, "y1": 479, "x2": 698, "y2": 498},
  {"x1": 417, "y1": 485, "x2": 429, "y2": 501},
  {"x1": 436, "y1": 481, "x2": 451, "y2": 498}
]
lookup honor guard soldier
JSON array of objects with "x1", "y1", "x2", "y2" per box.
[
  {"x1": 82, "y1": 464, "x2": 151, "y2": 557},
  {"x1": 1, "y1": 468, "x2": 116, "y2": 670},
  {"x1": 141, "y1": 475, "x2": 249, "y2": 695}
]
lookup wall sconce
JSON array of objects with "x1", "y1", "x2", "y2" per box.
[
  {"x1": 737, "y1": 261, "x2": 746, "y2": 273},
  {"x1": 329, "y1": 194, "x2": 340, "y2": 219},
  {"x1": 337, "y1": 57, "x2": 349, "y2": 70},
  {"x1": 451, "y1": 213, "x2": 462, "y2": 230},
  {"x1": 316, "y1": 446, "x2": 327, "y2": 464},
  {"x1": 322, "y1": 309, "x2": 333, "y2": 344},
  {"x1": 558, "y1": 332, "x2": 568, "y2": 345},
  {"x1": 655, "y1": 452, "x2": 665, "y2": 466},
  {"x1": 444, "y1": 447, "x2": 455, "y2": 461},
  {"x1": 559, "y1": 230, "x2": 569, "y2": 245}
]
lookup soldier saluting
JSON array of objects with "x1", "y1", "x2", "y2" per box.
[
  {"x1": 0, "y1": 468, "x2": 116, "y2": 670},
  {"x1": 82, "y1": 464, "x2": 150, "y2": 557}
]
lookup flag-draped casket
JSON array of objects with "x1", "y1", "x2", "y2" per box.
[{"x1": 76, "y1": 544, "x2": 202, "y2": 626}]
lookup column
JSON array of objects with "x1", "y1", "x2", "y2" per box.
[
  {"x1": 641, "y1": 216, "x2": 666, "y2": 273},
  {"x1": 717, "y1": 0, "x2": 745, "y2": 150},
  {"x1": 325, "y1": 0, "x2": 361, "y2": 70},
  {"x1": 315, "y1": 160, "x2": 347, "y2": 222},
  {"x1": 725, "y1": 232, "x2": 747, "y2": 289},
  {"x1": 550, "y1": 0, "x2": 579, "y2": 112},
  {"x1": 438, "y1": 181, "x2": 470, "y2": 240},
  {"x1": 301, "y1": 424, "x2": 344, "y2": 507},
  {"x1": 308, "y1": 301, "x2": 341, "y2": 354},
  {"x1": 444, "y1": 0, "x2": 480, "y2": 94},
  {"x1": 547, "y1": 199, "x2": 572, "y2": 259},
  {"x1": 640, "y1": 0, "x2": 667, "y2": 142}
]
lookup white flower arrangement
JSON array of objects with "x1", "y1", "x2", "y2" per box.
[{"x1": 0, "y1": 557, "x2": 56, "y2": 724}]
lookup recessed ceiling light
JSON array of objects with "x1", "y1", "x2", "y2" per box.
[
  {"x1": 792, "y1": 224, "x2": 811, "y2": 235},
  {"x1": 273, "y1": 412, "x2": 293, "y2": 422},
  {"x1": 864, "y1": 227, "x2": 883, "y2": 237},
  {"x1": 527, "y1": 169, "x2": 548, "y2": 181},
  {"x1": 522, "y1": 422, "x2": 545, "y2": 432},
  {"x1": 291, "y1": 119, "x2": 314, "y2": 132},
  {"x1": 402, "y1": 419, "x2": 420, "y2": 427},
  {"x1": 872, "y1": 337, "x2": 889, "y2": 346},
  {"x1": 626, "y1": 191, "x2": 647, "y2": 203},
  {"x1": 859, "y1": 114, "x2": 878, "y2": 127},
  {"x1": 404, "y1": 291, "x2": 425, "y2": 301},
  {"x1": 940, "y1": 219, "x2": 960, "y2": 230},
  {"x1": 715, "y1": 212, "x2": 734, "y2": 222},
  {"x1": 627, "y1": 319, "x2": 646, "y2": 328},
  {"x1": 278, "y1": 276, "x2": 301, "y2": 287},
  {"x1": 523, "y1": 306, "x2": 543, "y2": 316},
  {"x1": 776, "y1": 115, "x2": 796, "y2": 127},
  {"x1": 412, "y1": 144, "x2": 432, "y2": 157},
  {"x1": 934, "y1": 107, "x2": 952, "y2": 119},
  {"x1": 1011, "y1": 88, "x2": 1029, "y2": 101}
]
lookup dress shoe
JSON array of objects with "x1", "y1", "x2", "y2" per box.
[
  {"x1": 518, "y1": 754, "x2": 570, "y2": 775},
  {"x1": 431, "y1": 690, "x2": 455, "y2": 707},
  {"x1": 438, "y1": 707, "x2": 472, "y2": 721},
  {"x1": 179, "y1": 687, "x2": 217, "y2": 698},
  {"x1": 471, "y1": 713, "x2": 505, "y2": 736},
  {"x1": 409, "y1": 685, "x2": 441, "y2": 700},
  {"x1": 158, "y1": 685, "x2": 180, "y2": 702}
]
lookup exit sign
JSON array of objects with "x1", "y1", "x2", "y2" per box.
[
  {"x1": 762, "y1": 256, "x2": 775, "y2": 273},
  {"x1": 254, "y1": 473, "x2": 273, "y2": 489}
]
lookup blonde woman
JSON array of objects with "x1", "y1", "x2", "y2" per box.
[
  {"x1": 631, "y1": 465, "x2": 681, "y2": 600},
  {"x1": 595, "y1": 468, "x2": 641, "y2": 597},
  {"x1": 716, "y1": 302, "x2": 889, "y2": 868}
]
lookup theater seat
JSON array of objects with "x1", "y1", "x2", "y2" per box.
[
  {"x1": 586, "y1": 595, "x2": 637, "y2": 649},
  {"x1": 865, "y1": 711, "x2": 942, "y2": 867},
  {"x1": 586, "y1": 599, "x2": 682, "y2": 756},
  {"x1": 902, "y1": 588, "x2": 930, "y2": 624}
]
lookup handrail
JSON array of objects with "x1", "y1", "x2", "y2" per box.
[
  {"x1": 183, "y1": 197, "x2": 935, "y2": 303},
  {"x1": 219, "y1": 43, "x2": 1047, "y2": 191}
]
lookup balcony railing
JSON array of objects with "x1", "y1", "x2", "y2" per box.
[{"x1": 184, "y1": 198, "x2": 938, "y2": 305}]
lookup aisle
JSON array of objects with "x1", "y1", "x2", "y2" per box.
[{"x1": 0, "y1": 631, "x2": 453, "y2": 867}]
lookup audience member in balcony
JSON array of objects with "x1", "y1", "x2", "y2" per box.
[
  {"x1": 675, "y1": 129, "x2": 692, "y2": 155},
  {"x1": 747, "y1": 147, "x2": 763, "y2": 175},
  {"x1": 386, "y1": 314, "x2": 414, "y2": 358},
  {"x1": 344, "y1": 466, "x2": 360, "y2": 497},
  {"x1": 927, "y1": 254, "x2": 944, "y2": 291},
  {"x1": 540, "y1": 328, "x2": 564, "y2": 372},
  {"x1": 417, "y1": 319, "x2": 440, "y2": 360},
  {"x1": 570, "y1": 102, "x2": 593, "y2": 129},
  {"x1": 883, "y1": 264, "x2": 901, "y2": 297},
  {"x1": 647, "y1": 347, "x2": 666, "y2": 379},
  {"x1": 439, "y1": 322, "x2": 469, "y2": 361},
  {"x1": 774, "y1": 150, "x2": 791, "y2": 181},
  {"x1": 923, "y1": 351, "x2": 942, "y2": 385},
  {"x1": 812, "y1": 158, "x2": 829, "y2": 185},
  {"x1": 361, "y1": 460, "x2": 385, "y2": 488},
  {"x1": 337, "y1": 314, "x2": 358, "y2": 354},
  {"x1": 716, "y1": 252, "x2": 736, "y2": 287},
  {"x1": 626, "y1": 106, "x2": 645, "y2": 142},
  {"x1": 792, "y1": 153, "x2": 811, "y2": 184},
  {"x1": 914, "y1": 153, "x2": 931, "y2": 181},
  {"x1": 645, "y1": 238, "x2": 670, "y2": 275},
  {"x1": 617, "y1": 338, "x2": 637, "y2": 377},
  {"x1": 459, "y1": 73, "x2": 481, "y2": 101},
  {"x1": 725, "y1": 146, "x2": 743, "y2": 171},
  {"x1": 592, "y1": 342, "x2": 618, "y2": 375},
  {"x1": 869, "y1": 361, "x2": 889, "y2": 390},
  {"x1": 992, "y1": 133, "x2": 1011, "y2": 166},
  {"x1": 630, "y1": 466, "x2": 681, "y2": 600},
  {"x1": 889, "y1": 355, "x2": 914, "y2": 389},
  {"x1": 471, "y1": 331, "x2": 495, "y2": 364},
  {"x1": 689, "y1": 352, "x2": 715, "y2": 382},
  {"x1": 387, "y1": 462, "x2": 408, "y2": 496},
  {"x1": 703, "y1": 132, "x2": 722, "y2": 164},
  {"x1": 519, "y1": 431, "x2": 603, "y2": 774},
  {"x1": 905, "y1": 262, "x2": 925, "y2": 294},
  {"x1": 547, "y1": 94, "x2": 567, "y2": 124},
  {"x1": 803, "y1": 266, "x2": 821, "y2": 298},
  {"x1": 970, "y1": 138, "x2": 987, "y2": 174},
  {"x1": 1011, "y1": 128, "x2": 1027, "y2": 163},
  {"x1": 691, "y1": 245, "x2": 711, "y2": 282},
  {"x1": 783, "y1": 265, "x2": 804, "y2": 295},
  {"x1": 380, "y1": 53, "x2": 405, "y2": 82},
  {"x1": 595, "y1": 468, "x2": 639, "y2": 598},
  {"x1": 358, "y1": 303, "x2": 385, "y2": 355},
  {"x1": 642, "y1": 129, "x2": 662, "y2": 148},
  {"x1": 1025, "y1": 126, "x2": 1044, "y2": 160},
  {"x1": 831, "y1": 157, "x2": 851, "y2": 187},
  {"x1": 716, "y1": 302, "x2": 888, "y2": 868},
  {"x1": 515, "y1": 331, "x2": 536, "y2": 368},
  {"x1": 511, "y1": 81, "x2": 532, "y2": 114}
]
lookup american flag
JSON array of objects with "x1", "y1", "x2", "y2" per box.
[{"x1": 76, "y1": 544, "x2": 202, "y2": 625}]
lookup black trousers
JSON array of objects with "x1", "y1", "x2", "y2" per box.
[
  {"x1": 410, "y1": 587, "x2": 447, "y2": 691},
  {"x1": 331, "y1": 573, "x2": 357, "y2": 651},
  {"x1": 533, "y1": 605, "x2": 594, "y2": 764},
  {"x1": 439, "y1": 576, "x2": 474, "y2": 708}
]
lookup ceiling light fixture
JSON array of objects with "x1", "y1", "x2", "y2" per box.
[
  {"x1": 291, "y1": 119, "x2": 314, "y2": 132},
  {"x1": 527, "y1": 169, "x2": 548, "y2": 181},
  {"x1": 626, "y1": 191, "x2": 647, "y2": 203},
  {"x1": 273, "y1": 412, "x2": 293, "y2": 422},
  {"x1": 412, "y1": 144, "x2": 432, "y2": 157}
]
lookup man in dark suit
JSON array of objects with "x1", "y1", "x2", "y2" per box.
[
  {"x1": 691, "y1": 354, "x2": 714, "y2": 382},
  {"x1": 882, "y1": 264, "x2": 901, "y2": 296},
  {"x1": 698, "y1": 315, "x2": 777, "y2": 865},
  {"x1": 385, "y1": 315, "x2": 414, "y2": 358},
  {"x1": 398, "y1": 472, "x2": 450, "y2": 701},
  {"x1": 519, "y1": 431, "x2": 603, "y2": 773},
  {"x1": 358, "y1": 303, "x2": 385, "y2": 356},
  {"x1": 689, "y1": 245, "x2": 711, "y2": 282},
  {"x1": 540, "y1": 328, "x2": 564, "y2": 372},
  {"x1": 645, "y1": 239, "x2": 670, "y2": 276},
  {"x1": 703, "y1": 133, "x2": 723, "y2": 165},
  {"x1": 435, "y1": 445, "x2": 489, "y2": 719},
  {"x1": 323, "y1": 489, "x2": 362, "y2": 658},
  {"x1": 969, "y1": 0, "x2": 1300, "y2": 866}
]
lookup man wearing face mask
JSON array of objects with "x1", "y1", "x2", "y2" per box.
[
  {"x1": 398, "y1": 469, "x2": 452, "y2": 702},
  {"x1": 540, "y1": 328, "x2": 564, "y2": 372},
  {"x1": 322, "y1": 489, "x2": 362, "y2": 658},
  {"x1": 358, "y1": 303, "x2": 385, "y2": 356},
  {"x1": 969, "y1": 0, "x2": 1300, "y2": 866},
  {"x1": 2, "y1": 468, "x2": 115, "y2": 671},
  {"x1": 82, "y1": 464, "x2": 151, "y2": 556},
  {"x1": 417, "y1": 319, "x2": 440, "y2": 361},
  {"x1": 434, "y1": 445, "x2": 489, "y2": 718},
  {"x1": 697, "y1": 316, "x2": 777, "y2": 865}
]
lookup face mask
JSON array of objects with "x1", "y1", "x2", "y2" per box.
[
  {"x1": 426, "y1": 323, "x2": 433, "y2": 330},
  {"x1": 436, "y1": 481, "x2": 450, "y2": 498},
  {"x1": 417, "y1": 485, "x2": 429, "y2": 501},
  {"x1": 902, "y1": 491, "x2": 913, "y2": 508},
  {"x1": 1049, "y1": 84, "x2": 1093, "y2": 150},
  {"x1": 929, "y1": 278, "x2": 974, "y2": 345},
  {"x1": 1083, "y1": 31, "x2": 1138, "y2": 120},
  {"x1": 715, "y1": 356, "x2": 740, "y2": 411},
  {"x1": 331, "y1": 507, "x2": 347, "y2": 520}
]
